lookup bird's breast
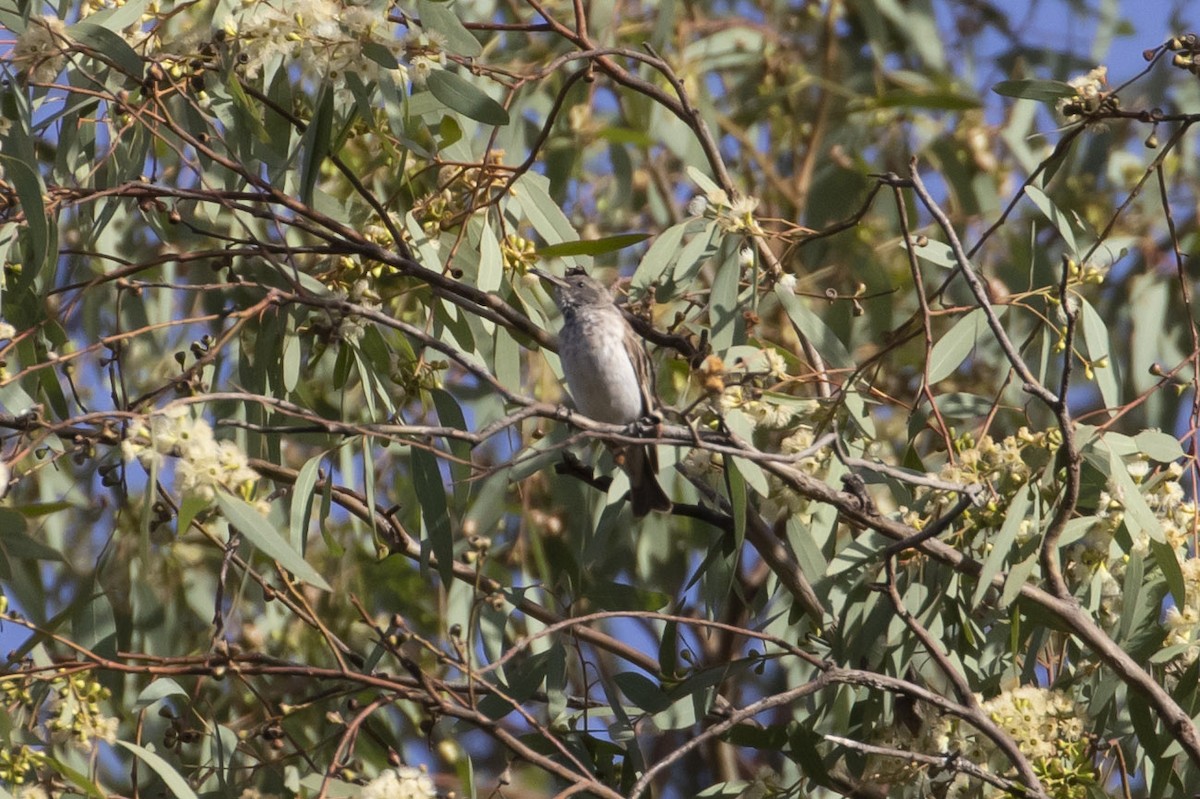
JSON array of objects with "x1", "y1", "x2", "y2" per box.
[{"x1": 558, "y1": 311, "x2": 644, "y2": 424}]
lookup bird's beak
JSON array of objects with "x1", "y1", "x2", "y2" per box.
[{"x1": 527, "y1": 266, "x2": 566, "y2": 288}]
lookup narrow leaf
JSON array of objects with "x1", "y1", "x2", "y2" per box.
[
  {"x1": 927, "y1": 308, "x2": 986, "y2": 384},
  {"x1": 972, "y1": 486, "x2": 1030, "y2": 608},
  {"x1": 632, "y1": 222, "x2": 687, "y2": 288},
  {"x1": 299, "y1": 86, "x2": 334, "y2": 205},
  {"x1": 216, "y1": 493, "x2": 332, "y2": 591},
  {"x1": 417, "y1": 0, "x2": 483, "y2": 57},
  {"x1": 1, "y1": 155, "x2": 51, "y2": 293},
  {"x1": 1134, "y1": 430, "x2": 1185, "y2": 463},
  {"x1": 117, "y1": 742, "x2": 200, "y2": 799},
  {"x1": 134, "y1": 679, "x2": 188, "y2": 710},
  {"x1": 70, "y1": 22, "x2": 145, "y2": 79},
  {"x1": 411, "y1": 447, "x2": 454, "y2": 584},
  {"x1": 427, "y1": 70, "x2": 509, "y2": 126},
  {"x1": 1024, "y1": 185, "x2": 1078, "y2": 255},
  {"x1": 537, "y1": 233, "x2": 649, "y2": 258},
  {"x1": 775, "y1": 286, "x2": 852, "y2": 367},
  {"x1": 992, "y1": 79, "x2": 1077, "y2": 102}
]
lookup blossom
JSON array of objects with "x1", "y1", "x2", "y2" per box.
[
  {"x1": 873, "y1": 686, "x2": 1096, "y2": 798},
  {"x1": 17, "y1": 787, "x2": 50, "y2": 799},
  {"x1": 225, "y1": 0, "x2": 409, "y2": 87},
  {"x1": 11, "y1": 15, "x2": 70, "y2": 84},
  {"x1": 738, "y1": 246, "x2": 755, "y2": 269},
  {"x1": 335, "y1": 278, "x2": 381, "y2": 342},
  {"x1": 122, "y1": 408, "x2": 257, "y2": 503},
  {"x1": 1058, "y1": 65, "x2": 1108, "y2": 117},
  {"x1": 361, "y1": 765, "x2": 437, "y2": 799}
]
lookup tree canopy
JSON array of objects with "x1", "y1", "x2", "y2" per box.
[{"x1": 1, "y1": 0, "x2": 1200, "y2": 797}]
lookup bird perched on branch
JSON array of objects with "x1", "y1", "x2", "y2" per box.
[{"x1": 535, "y1": 267, "x2": 672, "y2": 517}]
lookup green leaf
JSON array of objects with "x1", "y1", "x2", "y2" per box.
[
  {"x1": 775, "y1": 286, "x2": 852, "y2": 368},
  {"x1": 614, "y1": 671, "x2": 672, "y2": 713},
  {"x1": 1151, "y1": 537, "x2": 1185, "y2": 608},
  {"x1": 1078, "y1": 298, "x2": 1118, "y2": 409},
  {"x1": 632, "y1": 222, "x2": 688, "y2": 288},
  {"x1": 362, "y1": 40, "x2": 400, "y2": 70},
  {"x1": 69, "y1": 21, "x2": 145, "y2": 80},
  {"x1": 1133, "y1": 430, "x2": 1185, "y2": 463},
  {"x1": 175, "y1": 493, "x2": 208, "y2": 539},
  {"x1": 934, "y1": 392, "x2": 994, "y2": 419},
  {"x1": 695, "y1": 782, "x2": 749, "y2": 798},
  {"x1": 117, "y1": 742, "x2": 200, "y2": 799},
  {"x1": 411, "y1": 446, "x2": 454, "y2": 585},
  {"x1": 658, "y1": 619, "x2": 678, "y2": 677},
  {"x1": 725, "y1": 456, "x2": 747, "y2": 548},
  {"x1": 133, "y1": 678, "x2": 188, "y2": 710},
  {"x1": 685, "y1": 165, "x2": 721, "y2": 196},
  {"x1": 1116, "y1": 550, "x2": 1145, "y2": 643},
  {"x1": 417, "y1": 0, "x2": 483, "y2": 57},
  {"x1": 670, "y1": 220, "x2": 720, "y2": 283},
  {"x1": 537, "y1": 233, "x2": 649, "y2": 258},
  {"x1": 709, "y1": 241, "x2": 741, "y2": 352},
  {"x1": 515, "y1": 172, "x2": 578, "y2": 248},
  {"x1": 0, "y1": 508, "x2": 61, "y2": 560},
  {"x1": 216, "y1": 493, "x2": 332, "y2": 591},
  {"x1": 296, "y1": 774, "x2": 360, "y2": 797},
  {"x1": 972, "y1": 486, "x2": 1030, "y2": 608},
  {"x1": 585, "y1": 580, "x2": 670, "y2": 611},
  {"x1": 477, "y1": 217, "x2": 503, "y2": 293},
  {"x1": 76, "y1": 0, "x2": 150, "y2": 31},
  {"x1": 927, "y1": 307, "x2": 987, "y2": 384},
  {"x1": 992, "y1": 79, "x2": 1077, "y2": 102},
  {"x1": 903, "y1": 237, "x2": 957, "y2": 269},
  {"x1": 431, "y1": 388, "x2": 472, "y2": 497},
  {"x1": 1105, "y1": 447, "x2": 1164, "y2": 544},
  {"x1": 724, "y1": 410, "x2": 768, "y2": 496},
  {"x1": 1024, "y1": 185, "x2": 1078, "y2": 256},
  {"x1": 426, "y1": 70, "x2": 509, "y2": 126},
  {"x1": 226, "y1": 74, "x2": 271, "y2": 143},
  {"x1": 789, "y1": 725, "x2": 833, "y2": 785},
  {"x1": 0, "y1": 155, "x2": 52, "y2": 293},
  {"x1": 724, "y1": 722, "x2": 789, "y2": 750},
  {"x1": 298, "y1": 85, "x2": 334, "y2": 206}
]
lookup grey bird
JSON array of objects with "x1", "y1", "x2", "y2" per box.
[{"x1": 537, "y1": 267, "x2": 672, "y2": 517}]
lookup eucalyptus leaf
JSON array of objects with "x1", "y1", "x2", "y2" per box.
[
  {"x1": 216, "y1": 493, "x2": 332, "y2": 591},
  {"x1": 426, "y1": 70, "x2": 510, "y2": 126}
]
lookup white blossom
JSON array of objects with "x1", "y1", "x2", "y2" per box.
[
  {"x1": 361, "y1": 765, "x2": 437, "y2": 799},
  {"x1": 12, "y1": 16, "x2": 70, "y2": 84}
]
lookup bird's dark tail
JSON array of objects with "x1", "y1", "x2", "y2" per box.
[{"x1": 626, "y1": 445, "x2": 672, "y2": 517}]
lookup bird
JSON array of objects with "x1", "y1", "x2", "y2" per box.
[{"x1": 536, "y1": 267, "x2": 672, "y2": 517}]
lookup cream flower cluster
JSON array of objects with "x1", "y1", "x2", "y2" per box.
[
  {"x1": 976, "y1": 687, "x2": 1087, "y2": 762},
  {"x1": 121, "y1": 406, "x2": 257, "y2": 502},
  {"x1": 1164, "y1": 557, "x2": 1200, "y2": 664},
  {"x1": 335, "y1": 278, "x2": 382, "y2": 343},
  {"x1": 763, "y1": 426, "x2": 832, "y2": 523},
  {"x1": 717, "y1": 385, "x2": 802, "y2": 431},
  {"x1": 10, "y1": 15, "x2": 70, "y2": 84},
  {"x1": 1058, "y1": 66, "x2": 1108, "y2": 117},
  {"x1": 944, "y1": 687, "x2": 1093, "y2": 798},
  {"x1": 687, "y1": 187, "x2": 763, "y2": 235},
  {"x1": 1066, "y1": 461, "x2": 1194, "y2": 585},
  {"x1": 896, "y1": 428, "x2": 1055, "y2": 536},
  {"x1": 361, "y1": 765, "x2": 437, "y2": 799},
  {"x1": 868, "y1": 687, "x2": 1093, "y2": 798},
  {"x1": 224, "y1": 0, "x2": 416, "y2": 86},
  {"x1": 939, "y1": 430, "x2": 1047, "y2": 494}
]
